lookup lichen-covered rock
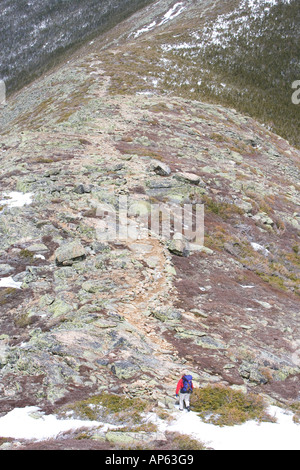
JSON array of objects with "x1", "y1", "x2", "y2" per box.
[
  {"x1": 239, "y1": 363, "x2": 269, "y2": 385},
  {"x1": 252, "y1": 212, "x2": 274, "y2": 227},
  {"x1": 174, "y1": 172, "x2": 203, "y2": 185},
  {"x1": 151, "y1": 160, "x2": 172, "y2": 176},
  {"x1": 111, "y1": 361, "x2": 140, "y2": 379},
  {"x1": 55, "y1": 241, "x2": 86, "y2": 266},
  {"x1": 151, "y1": 308, "x2": 182, "y2": 323},
  {"x1": 105, "y1": 431, "x2": 166, "y2": 446},
  {"x1": 48, "y1": 299, "x2": 74, "y2": 318},
  {"x1": 167, "y1": 234, "x2": 190, "y2": 257}
]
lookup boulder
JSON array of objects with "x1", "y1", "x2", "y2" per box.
[
  {"x1": 74, "y1": 184, "x2": 92, "y2": 194},
  {"x1": 151, "y1": 160, "x2": 172, "y2": 176},
  {"x1": 0, "y1": 264, "x2": 14, "y2": 275},
  {"x1": 151, "y1": 308, "x2": 182, "y2": 323},
  {"x1": 174, "y1": 172, "x2": 202, "y2": 185},
  {"x1": 252, "y1": 211, "x2": 274, "y2": 227},
  {"x1": 48, "y1": 299, "x2": 73, "y2": 318},
  {"x1": 105, "y1": 431, "x2": 166, "y2": 446},
  {"x1": 239, "y1": 362, "x2": 269, "y2": 385},
  {"x1": 167, "y1": 233, "x2": 189, "y2": 257},
  {"x1": 55, "y1": 241, "x2": 86, "y2": 266},
  {"x1": 111, "y1": 360, "x2": 140, "y2": 379}
]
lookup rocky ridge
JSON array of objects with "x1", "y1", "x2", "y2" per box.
[{"x1": 0, "y1": 0, "x2": 299, "y2": 449}]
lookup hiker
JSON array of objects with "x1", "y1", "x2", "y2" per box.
[{"x1": 175, "y1": 374, "x2": 193, "y2": 411}]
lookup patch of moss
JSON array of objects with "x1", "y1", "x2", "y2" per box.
[
  {"x1": 14, "y1": 312, "x2": 32, "y2": 328},
  {"x1": 31, "y1": 157, "x2": 55, "y2": 164},
  {"x1": 0, "y1": 287, "x2": 17, "y2": 305},
  {"x1": 19, "y1": 249, "x2": 35, "y2": 259}
]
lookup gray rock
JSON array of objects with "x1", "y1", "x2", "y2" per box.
[
  {"x1": 252, "y1": 212, "x2": 274, "y2": 227},
  {"x1": 151, "y1": 308, "x2": 182, "y2": 323},
  {"x1": 111, "y1": 360, "x2": 140, "y2": 379},
  {"x1": 239, "y1": 362, "x2": 269, "y2": 384},
  {"x1": 167, "y1": 233, "x2": 190, "y2": 257},
  {"x1": 105, "y1": 431, "x2": 166, "y2": 445},
  {"x1": 27, "y1": 243, "x2": 48, "y2": 252},
  {"x1": 151, "y1": 160, "x2": 172, "y2": 176},
  {"x1": 146, "y1": 178, "x2": 175, "y2": 189},
  {"x1": 74, "y1": 184, "x2": 92, "y2": 194},
  {"x1": 0, "y1": 264, "x2": 14, "y2": 275},
  {"x1": 55, "y1": 241, "x2": 86, "y2": 266},
  {"x1": 174, "y1": 172, "x2": 202, "y2": 185}
]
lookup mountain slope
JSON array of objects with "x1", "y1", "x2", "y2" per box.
[
  {"x1": 102, "y1": 0, "x2": 300, "y2": 148},
  {"x1": 0, "y1": 0, "x2": 299, "y2": 450},
  {"x1": 0, "y1": 0, "x2": 155, "y2": 95}
]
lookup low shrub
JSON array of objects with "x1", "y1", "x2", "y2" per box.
[
  {"x1": 203, "y1": 196, "x2": 243, "y2": 220},
  {"x1": 289, "y1": 402, "x2": 300, "y2": 424},
  {"x1": 0, "y1": 287, "x2": 17, "y2": 305},
  {"x1": 165, "y1": 432, "x2": 207, "y2": 450},
  {"x1": 66, "y1": 393, "x2": 150, "y2": 425},
  {"x1": 190, "y1": 384, "x2": 272, "y2": 426}
]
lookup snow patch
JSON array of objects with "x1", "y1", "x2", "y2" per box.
[
  {"x1": 251, "y1": 242, "x2": 270, "y2": 256},
  {"x1": 0, "y1": 276, "x2": 22, "y2": 289},
  {"x1": 0, "y1": 403, "x2": 299, "y2": 449},
  {"x1": 0, "y1": 407, "x2": 102, "y2": 440},
  {"x1": 0, "y1": 191, "x2": 33, "y2": 208},
  {"x1": 151, "y1": 405, "x2": 300, "y2": 450},
  {"x1": 132, "y1": 2, "x2": 186, "y2": 38},
  {"x1": 160, "y1": 0, "x2": 292, "y2": 53},
  {"x1": 159, "y1": 2, "x2": 186, "y2": 25},
  {"x1": 34, "y1": 254, "x2": 46, "y2": 260},
  {"x1": 133, "y1": 21, "x2": 157, "y2": 38}
]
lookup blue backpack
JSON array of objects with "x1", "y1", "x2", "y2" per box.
[{"x1": 181, "y1": 375, "x2": 193, "y2": 393}]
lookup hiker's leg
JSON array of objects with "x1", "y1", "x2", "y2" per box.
[
  {"x1": 185, "y1": 393, "x2": 191, "y2": 411},
  {"x1": 179, "y1": 393, "x2": 184, "y2": 410},
  {"x1": 181, "y1": 393, "x2": 189, "y2": 409},
  {"x1": 182, "y1": 393, "x2": 189, "y2": 409},
  {"x1": 185, "y1": 393, "x2": 190, "y2": 408}
]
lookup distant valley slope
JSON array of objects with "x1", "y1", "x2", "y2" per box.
[{"x1": 0, "y1": 0, "x2": 155, "y2": 94}]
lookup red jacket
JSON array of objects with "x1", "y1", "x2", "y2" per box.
[{"x1": 176, "y1": 376, "x2": 193, "y2": 395}]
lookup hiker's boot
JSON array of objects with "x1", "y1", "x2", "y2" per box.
[{"x1": 187, "y1": 406, "x2": 191, "y2": 412}]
